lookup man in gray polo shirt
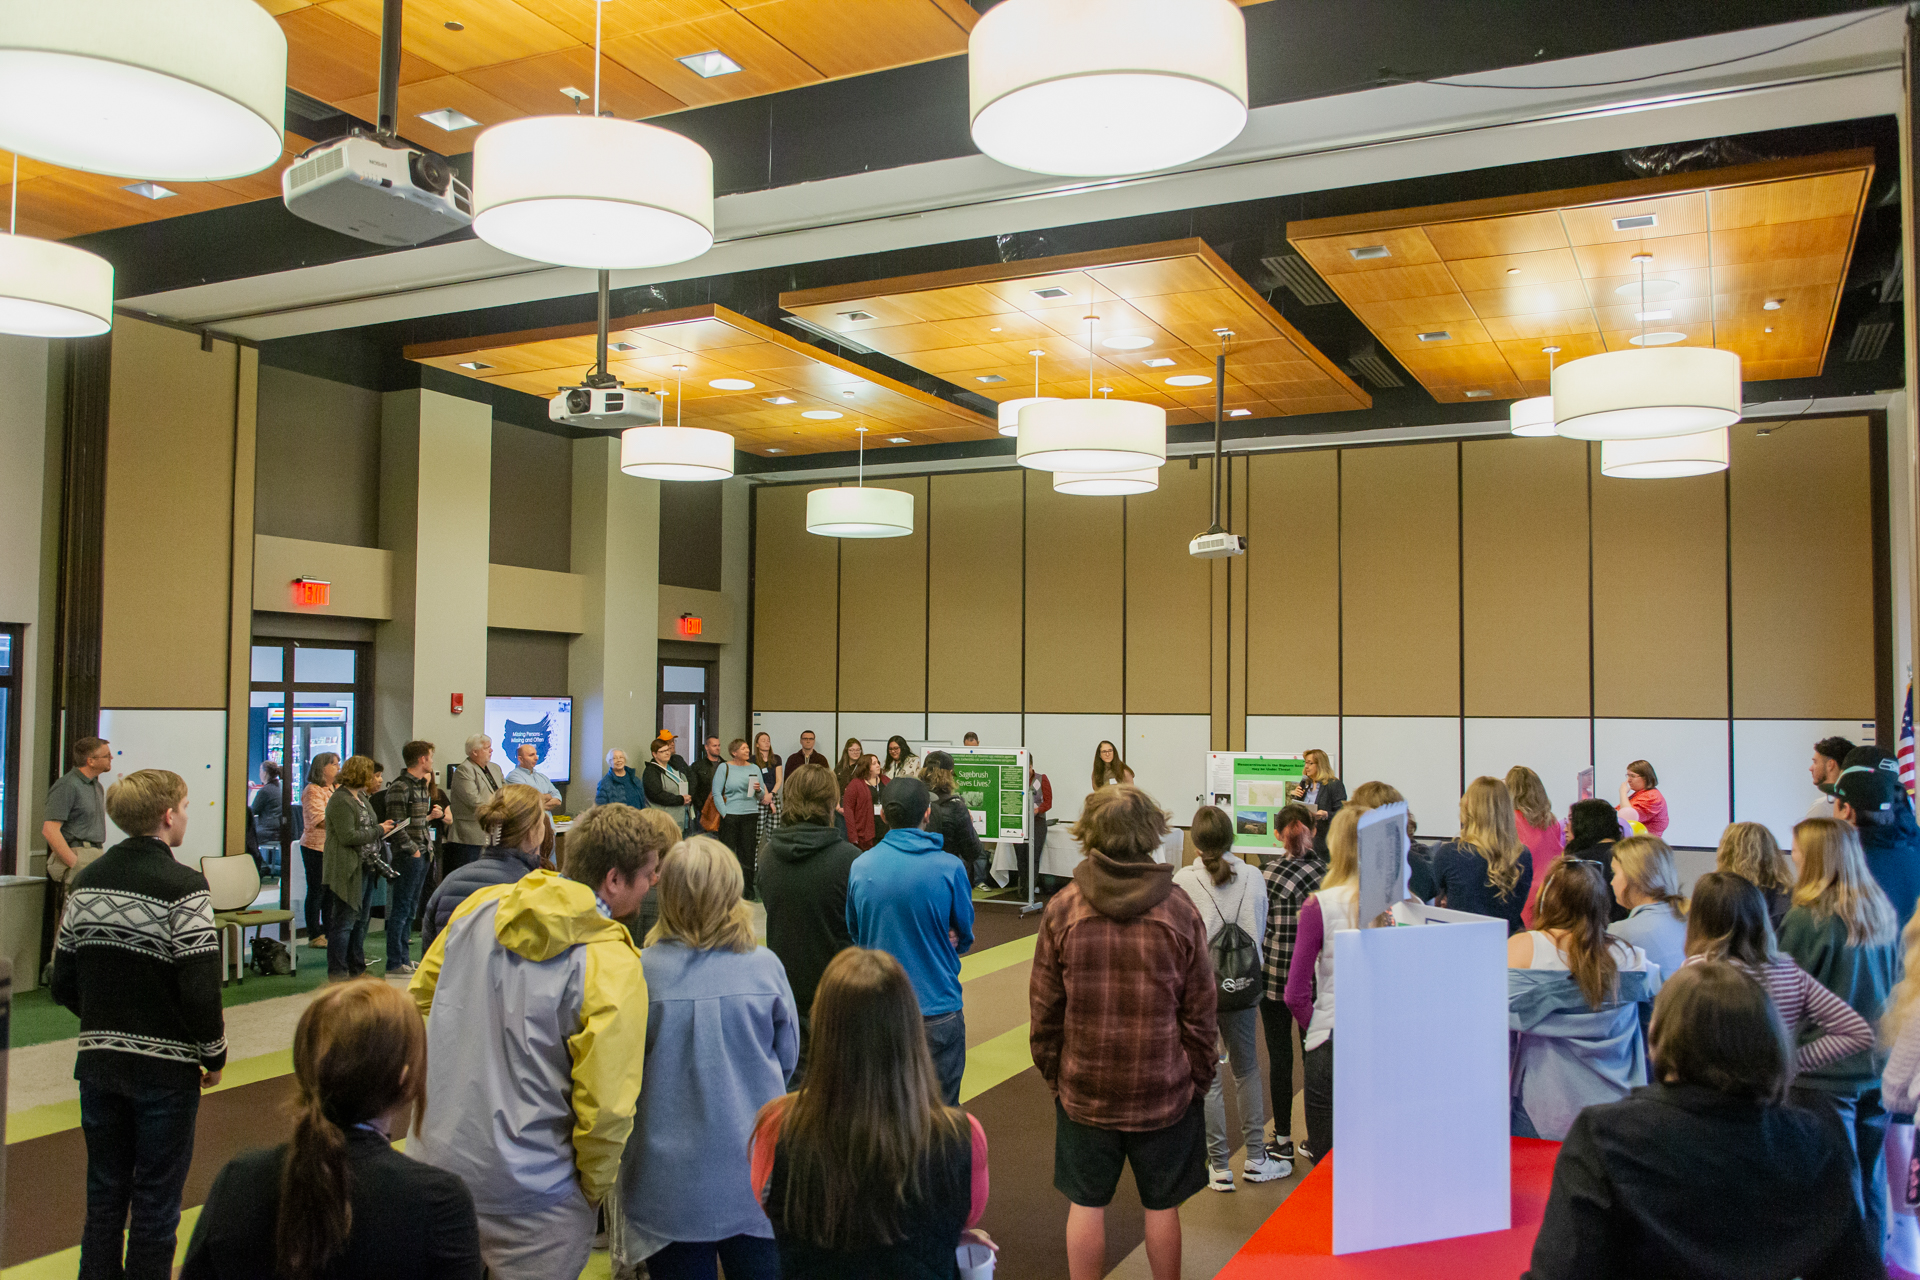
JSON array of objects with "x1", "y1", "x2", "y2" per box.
[{"x1": 44, "y1": 736, "x2": 112, "y2": 886}]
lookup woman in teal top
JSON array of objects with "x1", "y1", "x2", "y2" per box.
[{"x1": 715, "y1": 738, "x2": 771, "y2": 900}]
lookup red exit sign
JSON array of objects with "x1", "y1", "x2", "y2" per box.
[
  {"x1": 678, "y1": 613, "x2": 702, "y2": 636},
  {"x1": 292, "y1": 578, "x2": 331, "y2": 608}
]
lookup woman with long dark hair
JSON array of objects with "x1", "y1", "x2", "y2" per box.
[
  {"x1": 883, "y1": 736, "x2": 920, "y2": 782},
  {"x1": 751, "y1": 947, "x2": 992, "y2": 1278},
  {"x1": 835, "y1": 738, "x2": 865, "y2": 793},
  {"x1": 1091, "y1": 740, "x2": 1133, "y2": 791},
  {"x1": 842, "y1": 754, "x2": 887, "y2": 851},
  {"x1": 181, "y1": 979, "x2": 481, "y2": 1279}
]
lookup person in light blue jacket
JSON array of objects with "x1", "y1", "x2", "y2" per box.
[
  {"x1": 847, "y1": 776, "x2": 975, "y2": 1106},
  {"x1": 1508, "y1": 859, "x2": 1661, "y2": 1140},
  {"x1": 614, "y1": 835, "x2": 798, "y2": 1280}
]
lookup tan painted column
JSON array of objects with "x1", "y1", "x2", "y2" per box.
[
  {"x1": 567, "y1": 436, "x2": 659, "y2": 813},
  {"x1": 0, "y1": 336, "x2": 63, "y2": 873},
  {"x1": 718, "y1": 476, "x2": 751, "y2": 744},
  {"x1": 374, "y1": 389, "x2": 492, "y2": 775}
]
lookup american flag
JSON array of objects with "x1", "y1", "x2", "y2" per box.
[{"x1": 1900, "y1": 680, "x2": 1917, "y2": 800}]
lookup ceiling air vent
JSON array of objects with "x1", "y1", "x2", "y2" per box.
[
  {"x1": 1347, "y1": 342, "x2": 1404, "y2": 389},
  {"x1": 1844, "y1": 306, "x2": 1895, "y2": 363},
  {"x1": 1347, "y1": 244, "x2": 1391, "y2": 261},
  {"x1": 837, "y1": 309, "x2": 875, "y2": 322},
  {"x1": 1030, "y1": 286, "x2": 1072, "y2": 300},
  {"x1": 1260, "y1": 253, "x2": 1339, "y2": 306},
  {"x1": 1611, "y1": 213, "x2": 1658, "y2": 231},
  {"x1": 1416, "y1": 331, "x2": 1451, "y2": 342}
]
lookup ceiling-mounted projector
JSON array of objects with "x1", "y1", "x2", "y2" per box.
[
  {"x1": 1190, "y1": 530, "x2": 1247, "y2": 559},
  {"x1": 282, "y1": 133, "x2": 472, "y2": 246},
  {"x1": 549, "y1": 384, "x2": 664, "y2": 433}
]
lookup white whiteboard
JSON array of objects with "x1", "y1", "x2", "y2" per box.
[{"x1": 97, "y1": 709, "x2": 228, "y2": 867}]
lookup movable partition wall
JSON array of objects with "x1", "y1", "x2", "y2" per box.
[{"x1": 751, "y1": 416, "x2": 1883, "y2": 846}]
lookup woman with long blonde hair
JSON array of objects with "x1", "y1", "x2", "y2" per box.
[
  {"x1": 1716, "y1": 821, "x2": 1796, "y2": 932},
  {"x1": 1429, "y1": 776, "x2": 1533, "y2": 935},
  {"x1": 1779, "y1": 817, "x2": 1901, "y2": 1252},
  {"x1": 1507, "y1": 766, "x2": 1566, "y2": 929},
  {"x1": 1881, "y1": 908, "x2": 1920, "y2": 1276},
  {"x1": 180, "y1": 979, "x2": 479, "y2": 1279},
  {"x1": 751, "y1": 947, "x2": 991, "y2": 1278},
  {"x1": 615, "y1": 837, "x2": 798, "y2": 1279},
  {"x1": 1290, "y1": 748, "x2": 1345, "y2": 856},
  {"x1": 1610, "y1": 836, "x2": 1689, "y2": 981}
]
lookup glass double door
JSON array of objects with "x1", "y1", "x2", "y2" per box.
[{"x1": 248, "y1": 641, "x2": 370, "y2": 917}]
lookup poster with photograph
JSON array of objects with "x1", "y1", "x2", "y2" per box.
[
  {"x1": 1206, "y1": 753, "x2": 1307, "y2": 852},
  {"x1": 947, "y1": 748, "x2": 1030, "y2": 842}
]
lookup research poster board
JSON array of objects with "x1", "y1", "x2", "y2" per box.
[
  {"x1": 1206, "y1": 752, "x2": 1307, "y2": 852},
  {"x1": 946, "y1": 747, "x2": 1031, "y2": 843}
]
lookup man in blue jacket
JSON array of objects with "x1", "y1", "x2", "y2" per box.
[{"x1": 847, "y1": 776, "x2": 976, "y2": 1104}]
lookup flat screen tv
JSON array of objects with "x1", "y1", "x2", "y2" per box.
[{"x1": 485, "y1": 696, "x2": 573, "y2": 785}]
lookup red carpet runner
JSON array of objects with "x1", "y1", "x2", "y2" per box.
[{"x1": 1216, "y1": 1138, "x2": 1562, "y2": 1279}]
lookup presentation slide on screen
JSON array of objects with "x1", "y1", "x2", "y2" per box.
[
  {"x1": 1206, "y1": 752, "x2": 1306, "y2": 851},
  {"x1": 485, "y1": 696, "x2": 573, "y2": 784},
  {"x1": 948, "y1": 748, "x2": 1031, "y2": 843}
]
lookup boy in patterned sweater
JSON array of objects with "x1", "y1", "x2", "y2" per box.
[{"x1": 51, "y1": 768, "x2": 226, "y2": 1280}]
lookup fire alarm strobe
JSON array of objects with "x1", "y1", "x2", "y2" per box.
[{"x1": 451, "y1": 693, "x2": 464, "y2": 715}]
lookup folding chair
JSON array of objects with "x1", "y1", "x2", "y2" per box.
[{"x1": 201, "y1": 854, "x2": 297, "y2": 986}]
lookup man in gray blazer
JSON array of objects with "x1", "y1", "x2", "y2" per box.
[{"x1": 447, "y1": 733, "x2": 504, "y2": 875}]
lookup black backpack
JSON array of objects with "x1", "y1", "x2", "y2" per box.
[
  {"x1": 1199, "y1": 873, "x2": 1262, "y2": 1011},
  {"x1": 250, "y1": 936, "x2": 293, "y2": 976}
]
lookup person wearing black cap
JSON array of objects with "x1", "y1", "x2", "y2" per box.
[
  {"x1": 846, "y1": 776, "x2": 977, "y2": 1105},
  {"x1": 922, "y1": 750, "x2": 989, "y2": 887},
  {"x1": 1830, "y1": 745, "x2": 1920, "y2": 926}
]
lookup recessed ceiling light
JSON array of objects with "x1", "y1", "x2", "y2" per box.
[
  {"x1": 765, "y1": 447, "x2": 784, "y2": 453},
  {"x1": 1227, "y1": 409, "x2": 1252, "y2": 417},
  {"x1": 1633, "y1": 310, "x2": 1672, "y2": 321},
  {"x1": 1464, "y1": 389, "x2": 1493, "y2": 398},
  {"x1": 1348, "y1": 245, "x2": 1391, "y2": 261},
  {"x1": 1030, "y1": 286, "x2": 1072, "y2": 300},
  {"x1": 1102, "y1": 336, "x2": 1153, "y2": 350},
  {"x1": 444, "y1": 20, "x2": 464, "y2": 31},
  {"x1": 122, "y1": 181, "x2": 176, "y2": 200},
  {"x1": 609, "y1": 341, "x2": 637, "y2": 351},
  {"x1": 837, "y1": 309, "x2": 874, "y2": 322},
  {"x1": 989, "y1": 326, "x2": 1003, "y2": 332},
  {"x1": 1629, "y1": 331, "x2": 1688, "y2": 346},
  {"x1": 1616, "y1": 278, "x2": 1680, "y2": 299},
  {"x1": 764, "y1": 395, "x2": 796, "y2": 405},
  {"x1": 1143, "y1": 357, "x2": 1176, "y2": 368},
  {"x1": 418, "y1": 107, "x2": 480, "y2": 131},
  {"x1": 1764, "y1": 326, "x2": 1774, "y2": 334},
  {"x1": 1763, "y1": 299, "x2": 1783, "y2": 311},
  {"x1": 708, "y1": 378, "x2": 755, "y2": 390},
  {"x1": 1416, "y1": 331, "x2": 1450, "y2": 342},
  {"x1": 976, "y1": 374, "x2": 1006, "y2": 383},
  {"x1": 559, "y1": 86, "x2": 588, "y2": 104},
  {"x1": 456, "y1": 360, "x2": 493, "y2": 370},
  {"x1": 800, "y1": 410, "x2": 842, "y2": 420},
  {"x1": 678, "y1": 50, "x2": 742, "y2": 78},
  {"x1": 888, "y1": 436, "x2": 910, "y2": 443},
  {"x1": 1611, "y1": 213, "x2": 1658, "y2": 231},
  {"x1": 1506, "y1": 267, "x2": 1521, "y2": 275},
  {"x1": 1166, "y1": 374, "x2": 1213, "y2": 387}
]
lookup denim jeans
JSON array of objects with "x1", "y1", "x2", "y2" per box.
[
  {"x1": 644, "y1": 1235, "x2": 781, "y2": 1280},
  {"x1": 385, "y1": 852, "x2": 427, "y2": 970},
  {"x1": 924, "y1": 1010, "x2": 967, "y2": 1106},
  {"x1": 1303, "y1": 1035, "x2": 1334, "y2": 1159},
  {"x1": 1795, "y1": 1085, "x2": 1889, "y2": 1251},
  {"x1": 324, "y1": 883, "x2": 370, "y2": 978},
  {"x1": 1205, "y1": 1005, "x2": 1268, "y2": 1167},
  {"x1": 78, "y1": 1077, "x2": 200, "y2": 1280}
]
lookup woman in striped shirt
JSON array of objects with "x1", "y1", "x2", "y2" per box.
[{"x1": 1683, "y1": 871, "x2": 1872, "y2": 1076}]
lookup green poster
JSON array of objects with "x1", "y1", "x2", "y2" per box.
[
  {"x1": 949, "y1": 751, "x2": 1026, "y2": 841},
  {"x1": 1225, "y1": 755, "x2": 1306, "y2": 849}
]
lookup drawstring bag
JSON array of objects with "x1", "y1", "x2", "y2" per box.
[{"x1": 1200, "y1": 872, "x2": 1262, "y2": 1010}]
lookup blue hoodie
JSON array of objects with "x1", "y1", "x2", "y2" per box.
[{"x1": 846, "y1": 827, "x2": 975, "y2": 1017}]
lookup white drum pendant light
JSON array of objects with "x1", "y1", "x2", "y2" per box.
[
  {"x1": 1600, "y1": 428, "x2": 1729, "y2": 479},
  {"x1": 1554, "y1": 254, "x2": 1742, "y2": 441},
  {"x1": 0, "y1": 0, "x2": 286, "y2": 180},
  {"x1": 999, "y1": 347, "x2": 1057, "y2": 436},
  {"x1": 1509, "y1": 346, "x2": 1560, "y2": 437},
  {"x1": 0, "y1": 233, "x2": 113, "y2": 337},
  {"x1": 620, "y1": 365, "x2": 734, "y2": 481},
  {"x1": 472, "y1": 2, "x2": 713, "y2": 269},
  {"x1": 1053, "y1": 467, "x2": 1159, "y2": 496},
  {"x1": 806, "y1": 426, "x2": 914, "y2": 538},
  {"x1": 1018, "y1": 314, "x2": 1166, "y2": 472},
  {"x1": 969, "y1": 0, "x2": 1248, "y2": 177}
]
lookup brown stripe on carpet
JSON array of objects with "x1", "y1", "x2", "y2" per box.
[
  {"x1": 963, "y1": 962, "x2": 1036, "y2": 1048},
  {"x1": 6, "y1": 1074, "x2": 300, "y2": 1267},
  {"x1": 969, "y1": 905, "x2": 1043, "y2": 951}
]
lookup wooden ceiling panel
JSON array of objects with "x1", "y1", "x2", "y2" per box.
[
  {"x1": 731, "y1": 0, "x2": 970, "y2": 80},
  {"x1": 1393, "y1": 343, "x2": 1517, "y2": 387},
  {"x1": 1421, "y1": 212, "x2": 1568, "y2": 259},
  {"x1": 460, "y1": 46, "x2": 686, "y2": 118},
  {"x1": 511, "y1": 0, "x2": 735, "y2": 44},
  {"x1": 1290, "y1": 227, "x2": 1440, "y2": 277},
  {"x1": 1430, "y1": 382, "x2": 1527, "y2": 404},
  {"x1": 780, "y1": 239, "x2": 1369, "y2": 421},
  {"x1": 281, "y1": 6, "x2": 449, "y2": 101},
  {"x1": 604, "y1": 13, "x2": 825, "y2": 107},
  {"x1": 1289, "y1": 151, "x2": 1873, "y2": 402},
  {"x1": 323, "y1": 0, "x2": 576, "y2": 73},
  {"x1": 407, "y1": 303, "x2": 995, "y2": 456},
  {"x1": 335, "y1": 74, "x2": 522, "y2": 137}
]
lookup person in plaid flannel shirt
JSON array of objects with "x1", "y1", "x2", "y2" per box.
[{"x1": 1259, "y1": 801, "x2": 1326, "y2": 1167}]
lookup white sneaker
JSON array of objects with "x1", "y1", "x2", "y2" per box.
[
  {"x1": 1243, "y1": 1152, "x2": 1291, "y2": 1182},
  {"x1": 1207, "y1": 1166, "x2": 1236, "y2": 1192}
]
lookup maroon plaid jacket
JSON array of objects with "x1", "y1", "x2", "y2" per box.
[{"x1": 1029, "y1": 878, "x2": 1218, "y2": 1131}]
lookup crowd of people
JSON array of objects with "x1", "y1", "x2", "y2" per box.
[{"x1": 35, "y1": 725, "x2": 1920, "y2": 1280}]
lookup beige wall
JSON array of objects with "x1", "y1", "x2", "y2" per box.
[
  {"x1": 489, "y1": 563, "x2": 585, "y2": 634},
  {"x1": 253, "y1": 535, "x2": 394, "y2": 620}
]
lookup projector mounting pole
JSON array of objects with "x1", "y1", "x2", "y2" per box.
[
  {"x1": 1206, "y1": 329, "x2": 1233, "y2": 535},
  {"x1": 375, "y1": 0, "x2": 402, "y2": 139},
  {"x1": 586, "y1": 269, "x2": 616, "y2": 389}
]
